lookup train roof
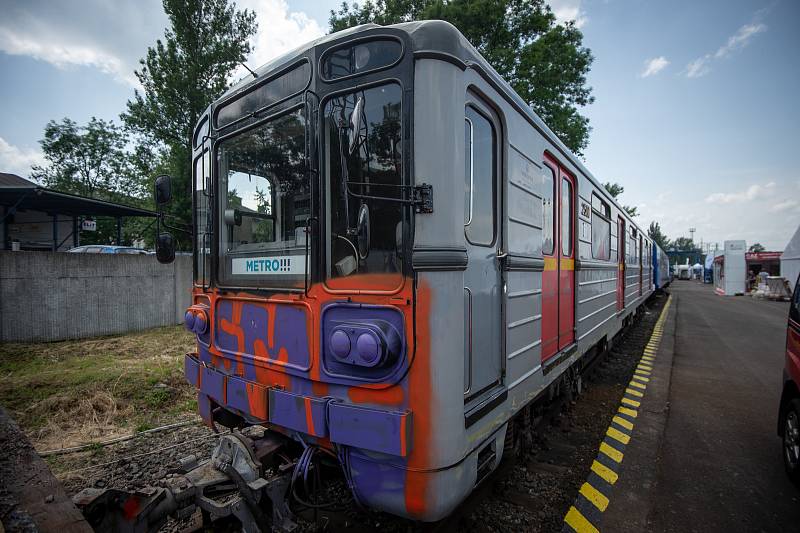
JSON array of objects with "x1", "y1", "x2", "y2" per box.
[{"x1": 223, "y1": 20, "x2": 651, "y2": 243}]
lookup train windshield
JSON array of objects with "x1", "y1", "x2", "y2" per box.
[
  {"x1": 323, "y1": 82, "x2": 404, "y2": 289},
  {"x1": 217, "y1": 108, "x2": 310, "y2": 288}
]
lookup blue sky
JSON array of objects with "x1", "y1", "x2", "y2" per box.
[{"x1": 0, "y1": 0, "x2": 798, "y2": 250}]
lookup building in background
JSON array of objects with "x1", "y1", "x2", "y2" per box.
[
  {"x1": 0, "y1": 172, "x2": 156, "y2": 251},
  {"x1": 713, "y1": 240, "x2": 747, "y2": 296},
  {"x1": 782, "y1": 225, "x2": 800, "y2": 291}
]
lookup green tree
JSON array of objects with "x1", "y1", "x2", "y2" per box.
[
  {"x1": 30, "y1": 118, "x2": 159, "y2": 246},
  {"x1": 748, "y1": 242, "x2": 765, "y2": 253},
  {"x1": 603, "y1": 181, "x2": 638, "y2": 217},
  {"x1": 123, "y1": 0, "x2": 257, "y2": 249},
  {"x1": 672, "y1": 237, "x2": 696, "y2": 251},
  {"x1": 329, "y1": 0, "x2": 595, "y2": 154},
  {"x1": 31, "y1": 118, "x2": 148, "y2": 199},
  {"x1": 647, "y1": 221, "x2": 670, "y2": 250}
]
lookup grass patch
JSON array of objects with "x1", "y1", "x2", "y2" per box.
[{"x1": 0, "y1": 325, "x2": 197, "y2": 450}]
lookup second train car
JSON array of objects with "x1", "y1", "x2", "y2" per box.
[{"x1": 160, "y1": 20, "x2": 665, "y2": 523}]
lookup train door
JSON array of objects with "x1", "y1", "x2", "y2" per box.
[
  {"x1": 639, "y1": 236, "x2": 643, "y2": 296},
  {"x1": 463, "y1": 102, "x2": 502, "y2": 404},
  {"x1": 541, "y1": 154, "x2": 575, "y2": 361},
  {"x1": 617, "y1": 217, "x2": 625, "y2": 311}
]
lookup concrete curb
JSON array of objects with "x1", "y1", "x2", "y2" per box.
[{"x1": 601, "y1": 290, "x2": 677, "y2": 532}]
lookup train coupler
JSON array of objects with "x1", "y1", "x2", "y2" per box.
[{"x1": 74, "y1": 430, "x2": 298, "y2": 533}]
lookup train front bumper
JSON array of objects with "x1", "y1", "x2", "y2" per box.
[{"x1": 184, "y1": 353, "x2": 412, "y2": 458}]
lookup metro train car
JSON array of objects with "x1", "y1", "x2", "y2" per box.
[
  {"x1": 155, "y1": 21, "x2": 657, "y2": 525},
  {"x1": 653, "y1": 244, "x2": 670, "y2": 290}
]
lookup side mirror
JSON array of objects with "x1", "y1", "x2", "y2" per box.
[
  {"x1": 155, "y1": 175, "x2": 173, "y2": 206},
  {"x1": 224, "y1": 208, "x2": 242, "y2": 226},
  {"x1": 348, "y1": 96, "x2": 364, "y2": 154},
  {"x1": 156, "y1": 232, "x2": 175, "y2": 264}
]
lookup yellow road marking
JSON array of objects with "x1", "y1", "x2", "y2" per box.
[
  {"x1": 600, "y1": 442, "x2": 623, "y2": 463},
  {"x1": 592, "y1": 458, "x2": 620, "y2": 482},
  {"x1": 625, "y1": 387, "x2": 644, "y2": 398},
  {"x1": 580, "y1": 482, "x2": 610, "y2": 512},
  {"x1": 613, "y1": 415, "x2": 634, "y2": 431},
  {"x1": 565, "y1": 506, "x2": 599, "y2": 533},
  {"x1": 622, "y1": 397, "x2": 641, "y2": 408},
  {"x1": 638, "y1": 364, "x2": 653, "y2": 371},
  {"x1": 619, "y1": 406, "x2": 638, "y2": 418},
  {"x1": 607, "y1": 426, "x2": 630, "y2": 445},
  {"x1": 629, "y1": 380, "x2": 647, "y2": 389},
  {"x1": 634, "y1": 369, "x2": 651, "y2": 376},
  {"x1": 633, "y1": 375, "x2": 651, "y2": 383}
]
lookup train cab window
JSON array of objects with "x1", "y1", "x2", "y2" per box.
[
  {"x1": 561, "y1": 179, "x2": 572, "y2": 256},
  {"x1": 464, "y1": 106, "x2": 496, "y2": 246},
  {"x1": 591, "y1": 193, "x2": 611, "y2": 261},
  {"x1": 542, "y1": 166, "x2": 555, "y2": 255},
  {"x1": 324, "y1": 82, "x2": 404, "y2": 289},
  {"x1": 217, "y1": 108, "x2": 309, "y2": 288}
]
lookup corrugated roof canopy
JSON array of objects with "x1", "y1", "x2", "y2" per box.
[{"x1": 0, "y1": 173, "x2": 156, "y2": 218}]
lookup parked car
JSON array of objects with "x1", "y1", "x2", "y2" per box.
[
  {"x1": 67, "y1": 245, "x2": 151, "y2": 254},
  {"x1": 779, "y1": 273, "x2": 800, "y2": 486}
]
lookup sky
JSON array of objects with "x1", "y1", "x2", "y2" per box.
[{"x1": 0, "y1": 0, "x2": 798, "y2": 251}]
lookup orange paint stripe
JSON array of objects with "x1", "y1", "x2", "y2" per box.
[{"x1": 304, "y1": 397, "x2": 315, "y2": 435}]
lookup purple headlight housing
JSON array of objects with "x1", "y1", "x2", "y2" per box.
[
  {"x1": 321, "y1": 303, "x2": 406, "y2": 383},
  {"x1": 327, "y1": 321, "x2": 401, "y2": 368}
]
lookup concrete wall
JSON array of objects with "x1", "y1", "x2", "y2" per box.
[{"x1": 0, "y1": 251, "x2": 192, "y2": 342}]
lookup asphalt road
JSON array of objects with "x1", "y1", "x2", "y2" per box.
[{"x1": 647, "y1": 281, "x2": 800, "y2": 532}]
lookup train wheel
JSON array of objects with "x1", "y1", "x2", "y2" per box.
[{"x1": 782, "y1": 398, "x2": 800, "y2": 486}]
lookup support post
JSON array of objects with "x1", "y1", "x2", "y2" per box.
[
  {"x1": 116, "y1": 217, "x2": 122, "y2": 245},
  {"x1": 73, "y1": 216, "x2": 79, "y2": 248},
  {"x1": 1, "y1": 206, "x2": 7, "y2": 250},
  {"x1": 52, "y1": 214, "x2": 58, "y2": 252}
]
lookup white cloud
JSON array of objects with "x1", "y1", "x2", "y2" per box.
[
  {"x1": 235, "y1": 0, "x2": 325, "y2": 78},
  {"x1": 0, "y1": 137, "x2": 45, "y2": 178},
  {"x1": 715, "y1": 23, "x2": 767, "y2": 58},
  {"x1": 771, "y1": 199, "x2": 800, "y2": 213},
  {"x1": 686, "y1": 56, "x2": 711, "y2": 78},
  {"x1": 548, "y1": 0, "x2": 587, "y2": 29},
  {"x1": 640, "y1": 56, "x2": 669, "y2": 78},
  {"x1": 685, "y1": 18, "x2": 767, "y2": 78},
  {"x1": 0, "y1": 1, "x2": 166, "y2": 87},
  {"x1": 0, "y1": 0, "x2": 324, "y2": 88},
  {"x1": 0, "y1": 27, "x2": 135, "y2": 85},
  {"x1": 704, "y1": 181, "x2": 776, "y2": 204}
]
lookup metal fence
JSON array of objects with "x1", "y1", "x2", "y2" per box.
[{"x1": 0, "y1": 251, "x2": 192, "y2": 342}]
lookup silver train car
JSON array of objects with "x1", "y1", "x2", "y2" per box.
[{"x1": 175, "y1": 20, "x2": 658, "y2": 523}]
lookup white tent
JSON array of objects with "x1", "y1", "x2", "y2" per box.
[{"x1": 782, "y1": 224, "x2": 800, "y2": 291}]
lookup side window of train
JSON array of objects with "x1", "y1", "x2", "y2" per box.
[
  {"x1": 591, "y1": 193, "x2": 611, "y2": 260},
  {"x1": 542, "y1": 166, "x2": 555, "y2": 255},
  {"x1": 464, "y1": 105, "x2": 496, "y2": 246},
  {"x1": 561, "y1": 179, "x2": 572, "y2": 256}
]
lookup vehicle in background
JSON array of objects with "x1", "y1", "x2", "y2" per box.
[
  {"x1": 68, "y1": 245, "x2": 151, "y2": 254},
  {"x1": 779, "y1": 273, "x2": 800, "y2": 486},
  {"x1": 677, "y1": 264, "x2": 691, "y2": 280}
]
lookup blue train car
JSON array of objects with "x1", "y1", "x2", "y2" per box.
[{"x1": 653, "y1": 244, "x2": 670, "y2": 290}]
